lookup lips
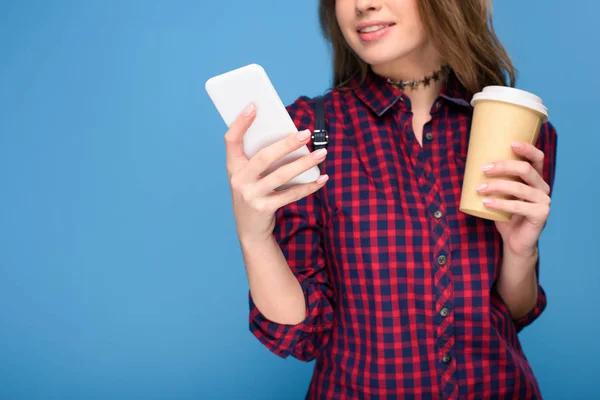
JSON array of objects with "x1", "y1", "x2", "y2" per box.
[
  {"x1": 356, "y1": 23, "x2": 395, "y2": 42},
  {"x1": 356, "y1": 21, "x2": 395, "y2": 33}
]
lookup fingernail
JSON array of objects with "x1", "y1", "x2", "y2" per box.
[
  {"x1": 482, "y1": 198, "x2": 493, "y2": 205},
  {"x1": 511, "y1": 141, "x2": 523, "y2": 148},
  {"x1": 317, "y1": 174, "x2": 329, "y2": 184},
  {"x1": 313, "y1": 148, "x2": 327, "y2": 159},
  {"x1": 482, "y1": 163, "x2": 494, "y2": 171},
  {"x1": 476, "y1": 183, "x2": 488, "y2": 191},
  {"x1": 243, "y1": 103, "x2": 255, "y2": 117},
  {"x1": 296, "y1": 129, "x2": 311, "y2": 142}
]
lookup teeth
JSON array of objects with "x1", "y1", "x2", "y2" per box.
[{"x1": 359, "y1": 25, "x2": 388, "y2": 33}]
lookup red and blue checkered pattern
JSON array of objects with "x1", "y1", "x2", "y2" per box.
[{"x1": 249, "y1": 69, "x2": 557, "y2": 399}]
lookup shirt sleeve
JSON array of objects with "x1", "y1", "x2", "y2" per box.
[
  {"x1": 248, "y1": 96, "x2": 335, "y2": 361},
  {"x1": 513, "y1": 120, "x2": 558, "y2": 333}
]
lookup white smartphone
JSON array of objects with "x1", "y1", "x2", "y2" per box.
[{"x1": 205, "y1": 63, "x2": 320, "y2": 190}]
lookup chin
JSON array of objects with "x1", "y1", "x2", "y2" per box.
[{"x1": 356, "y1": 48, "x2": 415, "y2": 69}]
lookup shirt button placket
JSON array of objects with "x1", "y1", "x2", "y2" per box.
[{"x1": 423, "y1": 148, "x2": 456, "y2": 394}]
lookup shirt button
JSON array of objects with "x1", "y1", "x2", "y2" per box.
[
  {"x1": 442, "y1": 354, "x2": 452, "y2": 364},
  {"x1": 437, "y1": 254, "x2": 447, "y2": 266},
  {"x1": 435, "y1": 101, "x2": 441, "y2": 110},
  {"x1": 433, "y1": 210, "x2": 443, "y2": 219},
  {"x1": 440, "y1": 307, "x2": 449, "y2": 317},
  {"x1": 424, "y1": 132, "x2": 434, "y2": 141}
]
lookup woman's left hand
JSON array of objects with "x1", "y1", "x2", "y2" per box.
[{"x1": 475, "y1": 141, "x2": 551, "y2": 258}]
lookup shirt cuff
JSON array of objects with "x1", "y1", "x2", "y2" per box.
[
  {"x1": 249, "y1": 280, "x2": 334, "y2": 359},
  {"x1": 513, "y1": 283, "x2": 547, "y2": 333}
]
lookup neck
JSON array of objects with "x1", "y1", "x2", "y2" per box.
[
  {"x1": 371, "y1": 45, "x2": 446, "y2": 113},
  {"x1": 400, "y1": 71, "x2": 446, "y2": 114}
]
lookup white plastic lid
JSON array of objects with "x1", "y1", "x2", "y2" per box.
[{"x1": 471, "y1": 86, "x2": 548, "y2": 121}]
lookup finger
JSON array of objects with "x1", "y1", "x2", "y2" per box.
[
  {"x1": 510, "y1": 141, "x2": 545, "y2": 177},
  {"x1": 242, "y1": 129, "x2": 312, "y2": 180},
  {"x1": 268, "y1": 175, "x2": 329, "y2": 209},
  {"x1": 256, "y1": 148, "x2": 328, "y2": 194},
  {"x1": 224, "y1": 104, "x2": 256, "y2": 172},
  {"x1": 475, "y1": 179, "x2": 550, "y2": 204},
  {"x1": 482, "y1": 197, "x2": 550, "y2": 225},
  {"x1": 483, "y1": 160, "x2": 550, "y2": 195}
]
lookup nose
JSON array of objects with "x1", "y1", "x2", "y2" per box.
[{"x1": 355, "y1": 0, "x2": 381, "y2": 15}]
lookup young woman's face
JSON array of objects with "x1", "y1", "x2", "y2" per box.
[{"x1": 336, "y1": 0, "x2": 431, "y2": 68}]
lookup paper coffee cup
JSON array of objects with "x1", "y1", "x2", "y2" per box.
[{"x1": 459, "y1": 86, "x2": 549, "y2": 222}]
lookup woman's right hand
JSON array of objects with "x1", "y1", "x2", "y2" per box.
[{"x1": 224, "y1": 104, "x2": 329, "y2": 243}]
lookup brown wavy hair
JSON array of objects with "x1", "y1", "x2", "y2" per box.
[{"x1": 318, "y1": 0, "x2": 516, "y2": 95}]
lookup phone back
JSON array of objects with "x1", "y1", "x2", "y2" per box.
[{"x1": 205, "y1": 64, "x2": 319, "y2": 188}]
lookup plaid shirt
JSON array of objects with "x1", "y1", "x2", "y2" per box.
[{"x1": 249, "y1": 68, "x2": 557, "y2": 399}]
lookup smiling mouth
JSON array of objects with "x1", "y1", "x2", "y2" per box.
[
  {"x1": 356, "y1": 23, "x2": 395, "y2": 42},
  {"x1": 357, "y1": 23, "x2": 395, "y2": 34}
]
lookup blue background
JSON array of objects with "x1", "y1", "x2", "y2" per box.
[{"x1": 0, "y1": 0, "x2": 596, "y2": 398}]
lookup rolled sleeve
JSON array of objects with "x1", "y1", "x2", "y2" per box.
[
  {"x1": 249, "y1": 278, "x2": 334, "y2": 360},
  {"x1": 248, "y1": 96, "x2": 335, "y2": 361},
  {"x1": 513, "y1": 259, "x2": 547, "y2": 333}
]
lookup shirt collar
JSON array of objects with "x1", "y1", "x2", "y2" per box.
[{"x1": 349, "y1": 66, "x2": 473, "y2": 117}]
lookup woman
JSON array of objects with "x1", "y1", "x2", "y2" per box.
[{"x1": 224, "y1": 0, "x2": 557, "y2": 398}]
